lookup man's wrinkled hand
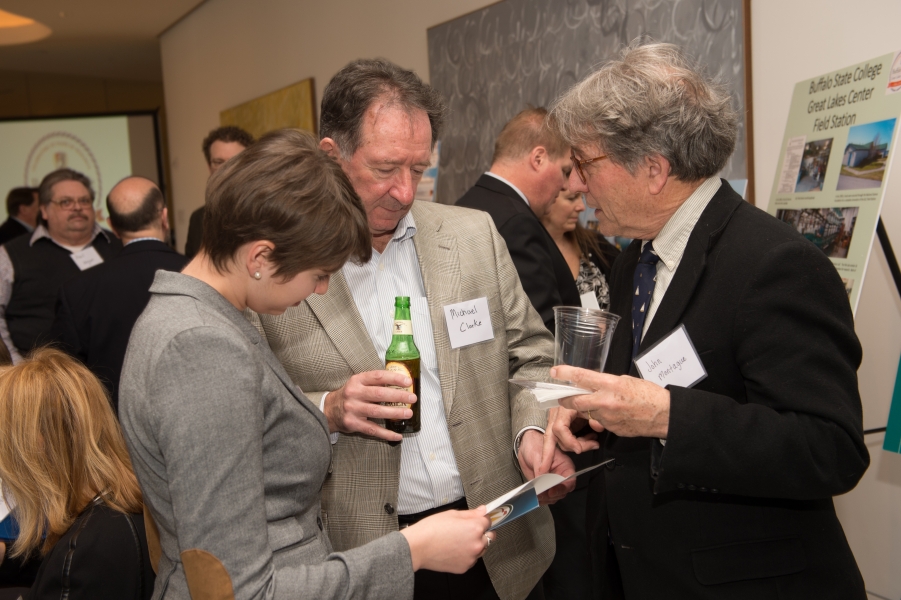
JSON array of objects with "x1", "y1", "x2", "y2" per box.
[
  {"x1": 552, "y1": 365, "x2": 671, "y2": 439},
  {"x1": 547, "y1": 406, "x2": 600, "y2": 454}
]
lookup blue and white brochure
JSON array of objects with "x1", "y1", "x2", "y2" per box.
[{"x1": 486, "y1": 459, "x2": 613, "y2": 530}]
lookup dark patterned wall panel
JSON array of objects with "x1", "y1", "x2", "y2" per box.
[{"x1": 428, "y1": 0, "x2": 747, "y2": 205}]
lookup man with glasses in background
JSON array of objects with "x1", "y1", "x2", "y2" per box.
[{"x1": 0, "y1": 168, "x2": 120, "y2": 363}]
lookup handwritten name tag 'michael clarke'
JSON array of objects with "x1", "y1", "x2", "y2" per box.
[
  {"x1": 443, "y1": 297, "x2": 494, "y2": 349},
  {"x1": 634, "y1": 324, "x2": 707, "y2": 389}
]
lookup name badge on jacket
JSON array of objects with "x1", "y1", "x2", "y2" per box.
[
  {"x1": 634, "y1": 324, "x2": 707, "y2": 388},
  {"x1": 443, "y1": 297, "x2": 494, "y2": 349},
  {"x1": 70, "y1": 246, "x2": 104, "y2": 271}
]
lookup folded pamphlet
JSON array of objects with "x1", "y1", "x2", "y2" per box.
[{"x1": 486, "y1": 459, "x2": 613, "y2": 530}]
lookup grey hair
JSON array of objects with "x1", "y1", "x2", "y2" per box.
[
  {"x1": 320, "y1": 58, "x2": 447, "y2": 159},
  {"x1": 549, "y1": 41, "x2": 738, "y2": 181}
]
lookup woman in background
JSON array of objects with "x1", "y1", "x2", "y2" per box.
[
  {"x1": 119, "y1": 129, "x2": 492, "y2": 599},
  {"x1": 541, "y1": 188, "x2": 619, "y2": 309},
  {"x1": 0, "y1": 348, "x2": 154, "y2": 600}
]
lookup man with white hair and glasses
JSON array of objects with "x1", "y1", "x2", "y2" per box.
[{"x1": 545, "y1": 42, "x2": 868, "y2": 599}]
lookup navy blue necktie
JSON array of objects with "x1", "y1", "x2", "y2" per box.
[{"x1": 631, "y1": 242, "x2": 660, "y2": 359}]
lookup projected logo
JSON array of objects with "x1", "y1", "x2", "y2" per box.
[{"x1": 25, "y1": 132, "x2": 104, "y2": 221}]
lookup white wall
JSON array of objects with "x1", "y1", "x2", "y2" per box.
[
  {"x1": 162, "y1": 0, "x2": 901, "y2": 596},
  {"x1": 160, "y1": 0, "x2": 497, "y2": 251},
  {"x1": 751, "y1": 3, "x2": 901, "y2": 598}
]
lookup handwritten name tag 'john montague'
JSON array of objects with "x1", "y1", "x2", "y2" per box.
[
  {"x1": 634, "y1": 324, "x2": 707, "y2": 389},
  {"x1": 443, "y1": 297, "x2": 494, "y2": 349}
]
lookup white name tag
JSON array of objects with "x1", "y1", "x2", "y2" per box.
[
  {"x1": 443, "y1": 297, "x2": 494, "y2": 349},
  {"x1": 634, "y1": 324, "x2": 707, "y2": 388},
  {"x1": 70, "y1": 246, "x2": 104, "y2": 271},
  {"x1": 580, "y1": 291, "x2": 601, "y2": 310}
]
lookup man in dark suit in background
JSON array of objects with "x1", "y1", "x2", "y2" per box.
[
  {"x1": 456, "y1": 108, "x2": 574, "y2": 331},
  {"x1": 456, "y1": 107, "x2": 597, "y2": 600},
  {"x1": 547, "y1": 42, "x2": 869, "y2": 599},
  {"x1": 0, "y1": 188, "x2": 39, "y2": 245},
  {"x1": 183, "y1": 126, "x2": 253, "y2": 259},
  {"x1": 52, "y1": 176, "x2": 186, "y2": 411}
]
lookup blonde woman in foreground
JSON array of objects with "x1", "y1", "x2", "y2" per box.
[{"x1": 0, "y1": 348, "x2": 154, "y2": 599}]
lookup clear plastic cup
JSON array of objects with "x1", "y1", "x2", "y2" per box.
[{"x1": 553, "y1": 306, "x2": 620, "y2": 375}]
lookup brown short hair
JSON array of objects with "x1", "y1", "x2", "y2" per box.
[
  {"x1": 202, "y1": 126, "x2": 254, "y2": 165},
  {"x1": 38, "y1": 169, "x2": 95, "y2": 206},
  {"x1": 492, "y1": 107, "x2": 568, "y2": 165},
  {"x1": 202, "y1": 128, "x2": 372, "y2": 277},
  {"x1": 0, "y1": 349, "x2": 142, "y2": 559},
  {"x1": 320, "y1": 58, "x2": 447, "y2": 159},
  {"x1": 6, "y1": 187, "x2": 37, "y2": 217}
]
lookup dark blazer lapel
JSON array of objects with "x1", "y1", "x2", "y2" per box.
[
  {"x1": 475, "y1": 173, "x2": 527, "y2": 204},
  {"x1": 306, "y1": 271, "x2": 384, "y2": 375},
  {"x1": 634, "y1": 182, "x2": 743, "y2": 375},
  {"x1": 411, "y1": 202, "x2": 461, "y2": 417}
]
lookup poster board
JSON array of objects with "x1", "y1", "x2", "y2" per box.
[
  {"x1": 220, "y1": 78, "x2": 317, "y2": 139},
  {"x1": 767, "y1": 51, "x2": 901, "y2": 315}
]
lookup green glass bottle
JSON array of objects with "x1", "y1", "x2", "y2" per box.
[{"x1": 384, "y1": 296, "x2": 421, "y2": 434}]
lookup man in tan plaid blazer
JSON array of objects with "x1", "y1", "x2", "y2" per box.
[{"x1": 253, "y1": 59, "x2": 577, "y2": 600}]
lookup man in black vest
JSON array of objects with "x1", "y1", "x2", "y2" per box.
[
  {"x1": 51, "y1": 176, "x2": 186, "y2": 411},
  {"x1": 0, "y1": 169, "x2": 120, "y2": 362},
  {"x1": 0, "y1": 187, "x2": 39, "y2": 245},
  {"x1": 183, "y1": 126, "x2": 253, "y2": 259},
  {"x1": 547, "y1": 42, "x2": 868, "y2": 599},
  {"x1": 456, "y1": 107, "x2": 592, "y2": 600}
]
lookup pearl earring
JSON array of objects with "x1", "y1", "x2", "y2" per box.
[{"x1": 254, "y1": 271, "x2": 261, "y2": 280}]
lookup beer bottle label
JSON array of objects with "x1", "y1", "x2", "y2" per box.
[
  {"x1": 392, "y1": 320, "x2": 413, "y2": 335},
  {"x1": 385, "y1": 361, "x2": 414, "y2": 408}
]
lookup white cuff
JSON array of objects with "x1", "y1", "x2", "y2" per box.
[{"x1": 320, "y1": 392, "x2": 340, "y2": 445}]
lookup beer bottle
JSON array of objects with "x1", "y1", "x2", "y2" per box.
[{"x1": 384, "y1": 296, "x2": 421, "y2": 434}]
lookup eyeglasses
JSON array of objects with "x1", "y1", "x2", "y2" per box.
[
  {"x1": 48, "y1": 197, "x2": 93, "y2": 210},
  {"x1": 570, "y1": 148, "x2": 608, "y2": 184}
]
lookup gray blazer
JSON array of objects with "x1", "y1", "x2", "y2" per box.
[{"x1": 119, "y1": 271, "x2": 414, "y2": 600}]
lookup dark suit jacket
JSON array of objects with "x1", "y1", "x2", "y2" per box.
[
  {"x1": 50, "y1": 240, "x2": 187, "y2": 412},
  {"x1": 456, "y1": 174, "x2": 581, "y2": 331},
  {"x1": 184, "y1": 206, "x2": 204, "y2": 259},
  {"x1": 0, "y1": 218, "x2": 29, "y2": 246},
  {"x1": 593, "y1": 181, "x2": 868, "y2": 598}
]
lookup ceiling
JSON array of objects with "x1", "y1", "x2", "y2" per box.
[{"x1": 0, "y1": 0, "x2": 206, "y2": 82}]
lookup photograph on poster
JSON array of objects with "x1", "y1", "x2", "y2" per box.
[
  {"x1": 837, "y1": 118, "x2": 896, "y2": 190},
  {"x1": 795, "y1": 138, "x2": 832, "y2": 192},
  {"x1": 775, "y1": 206, "x2": 859, "y2": 258}
]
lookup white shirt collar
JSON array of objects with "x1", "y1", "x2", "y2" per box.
[
  {"x1": 647, "y1": 177, "x2": 722, "y2": 271},
  {"x1": 29, "y1": 222, "x2": 109, "y2": 249}
]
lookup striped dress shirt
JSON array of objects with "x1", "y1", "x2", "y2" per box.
[
  {"x1": 343, "y1": 211, "x2": 465, "y2": 515},
  {"x1": 641, "y1": 176, "x2": 722, "y2": 338}
]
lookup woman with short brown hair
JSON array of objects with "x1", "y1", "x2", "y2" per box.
[
  {"x1": 0, "y1": 347, "x2": 154, "y2": 599},
  {"x1": 120, "y1": 129, "x2": 492, "y2": 599}
]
